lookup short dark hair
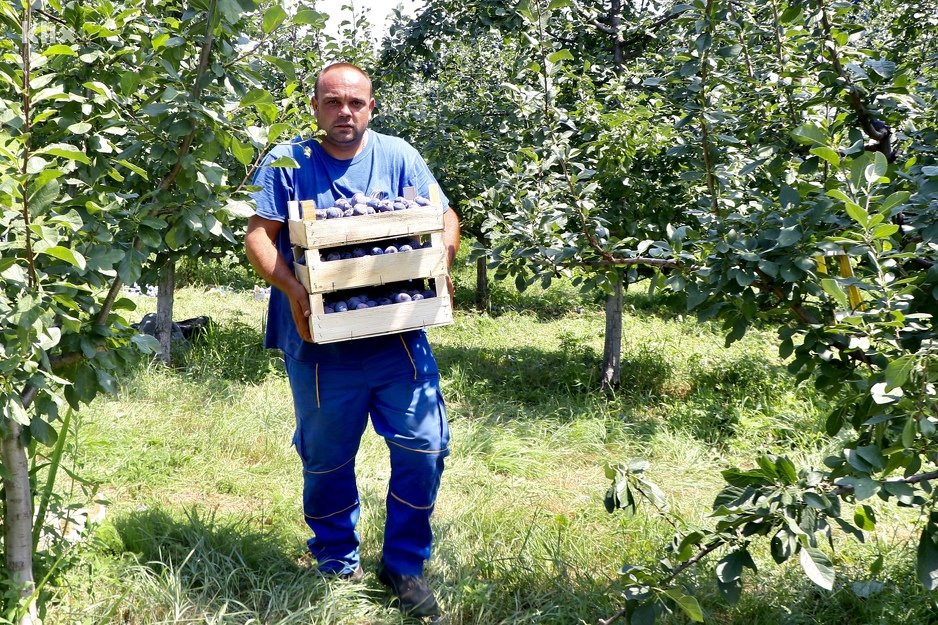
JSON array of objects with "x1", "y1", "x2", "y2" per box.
[{"x1": 314, "y1": 62, "x2": 373, "y2": 99}]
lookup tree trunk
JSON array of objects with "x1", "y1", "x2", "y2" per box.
[
  {"x1": 601, "y1": 273, "x2": 624, "y2": 391},
  {"x1": 475, "y1": 255, "x2": 490, "y2": 312},
  {"x1": 2, "y1": 421, "x2": 38, "y2": 624},
  {"x1": 156, "y1": 257, "x2": 175, "y2": 365}
]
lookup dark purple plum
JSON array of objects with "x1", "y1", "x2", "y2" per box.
[
  {"x1": 355, "y1": 303, "x2": 369, "y2": 310},
  {"x1": 377, "y1": 297, "x2": 392, "y2": 306},
  {"x1": 341, "y1": 252, "x2": 352, "y2": 259},
  {"x1": 351, "y1": 192, "x2": 367, "y2": 204},
  {"x1": 415, "y1": 196, "x2": 430, "y2": 206},
  {"x1": 412, "y1": 293, "x2": 424, "y2": 301},
  {"x1": 370, "y1": 247, "x2": 384, "y2": 255},
  {"x1": 353, "y1": 204, "x2": 369, "y2": 216},
  {"x1": 324, "y1": 305, "x2": 335, "y2": 314},
  {"x1": 398, "y1": 244, "x2": 413, "y2": 252},
  {"x1": 315, "y1": 209, "x2": 327, "y2": 219},
  {"x1": 326, "y1": 252, "x2": 341, "y2": 261},
  {"x1": 366, "y1": 300, "x2": 377, "y2": 307},
  {"x1": 334, "y1": 301, "x2": 348, "y2": 312},
  {"x1": 384, "y1": 245, "x2": 398, "y2": 254},
  {"x1": 392, "y1": 201, "x2": 406, "y2": 211},
  {"x1": 342, "y1": 208, "x2": 354, "y2": 217},
  {"x1": 393, "y1": 292, "x2": 412, "y2": 303},
  {"x1": 335, "y1": 198, "x2": 352, "y2": 210},
  {"x1": 325, "y1": 207, "x2": 343, "y2": 219},
  {"x1": 352, "y1": 248, "x2": 366, "y2": 258}
]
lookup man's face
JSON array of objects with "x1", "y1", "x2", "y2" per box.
[{"x1": 312, "y1": 68, "x2": 375, "y2": 154}]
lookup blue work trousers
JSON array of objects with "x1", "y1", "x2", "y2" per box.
[{"x1": 284, "y1": 331, "x2": 449, "y2": 576}]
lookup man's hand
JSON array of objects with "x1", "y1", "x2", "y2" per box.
[
  {"x1": 442, "y1": 208, "x2": 461, "y2": 310},
  {"x1": 287, "y1": 281, "x2": 313, "y2": 342},
  {"x1": 245, "y1": 215, "x2": 315, "y2": 343}
]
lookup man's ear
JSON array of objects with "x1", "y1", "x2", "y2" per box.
[{"x1": 311, "y1": 97, "x2": 319, "y2": 115}]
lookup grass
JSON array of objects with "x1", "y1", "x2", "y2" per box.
[{"x1": 37, "y1": 254, "x2": 936, "y2": 624}]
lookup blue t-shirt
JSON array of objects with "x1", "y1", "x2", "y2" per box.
[{"x1": 251, "y1": 130, "x2": 450, "y2": 362}]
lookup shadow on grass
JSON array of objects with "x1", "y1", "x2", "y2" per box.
[
  {"x1": 100, "y1": 507, "x2": 392, "y2": 622},
  {"x1": 674, "y1": 351, "x2": 803, "y2": 443},
  {"x1": 175, "y1": 320, "x2": 283, "y2": 386},
  {"x1": 433, "y1": 342, "x2": 674, "y2": 407}
]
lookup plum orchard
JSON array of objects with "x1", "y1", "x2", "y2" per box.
[
  {"x1": 0, "y1": 0, "x2": 326, "y2": 620},
  {"x1": 375, "y1": 0, "x2": 938, "y2": 622}
]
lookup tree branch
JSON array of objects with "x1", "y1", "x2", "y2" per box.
[
  {"x1": 158, "y1": 0, "x2": 217, "y2": 191},
  {"x1": 818, "y1": 2, "x2": 892, "y2": 159}
]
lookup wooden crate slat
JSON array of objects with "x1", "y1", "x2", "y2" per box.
[
  {"x1": 288, "y1": 206, "x2": 444, "y2": 249},
  {"x1": 309, "y1": 296, "x2": 452, "y2": 344},
  {"x1": 302, "y1": 247, "x2": 446, "y2": 294}
]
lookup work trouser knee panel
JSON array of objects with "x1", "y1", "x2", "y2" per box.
[
  {"x1": 371, "y1": 380, "x2": 449, "y2": 454},
  {"x1": 387, "y1": 444, "x2": 447, "y2": 509}
]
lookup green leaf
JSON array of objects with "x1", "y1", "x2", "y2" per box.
[
  {"x1": 821, "y1": 278, "x2": 848, "y2": 308},
  {"x1": 865, "y1": 151, "x2": 889, "y2": 182},
  {"x1": 268, "y1": 156, "x2": 299, "y2": 168},
  {"x1": 884, "y1": 355, "x2": 915, "y2": 390},
  {"x1": 263, "y1": 4, "x2": 288, "y2": 33},
  {"x1": 240, "y1": 89, "x2": 273, "y2": 108},
  {"x1": 871, "y1": 224, "x2": 898, "y2": 239},
  {"x1": 547, "y1": 49, "x2": 574, "y2": 64},
  {"x1": 131, "y1": 333, "x2": 160, "y2": 354},
  {"x1": 40, "y1": 143, "x2": 91, "y2": 165},
  {"x1": 231, "y1": 138, "x2": 253, "y2": 166},
  {"x1": 41, "y1": 246, "x2": 86, "y2": 270},
  {"x1": 917, "y1": 511, "x2": 938, "y2": 590},
  {"x1": 42, "y1": 44, "x2": 77, "y2": 57},
  {"x1": 902, "y1": 416, "x2": 916, "y2": 448},
  {"x1": 664, "y1": 589, "x2": 703, "y2": 622},
  {"x1": 854, "y1": 504, "x2": 876, "y2": 531},
  {"x1": 26, "y1": 156, "x2": 48, "y2": 174},
  {"x1": 775, "y1": 457, "x2": 798, "y2": 484},
  {"x1": 293, "y1": 8, "x2": 327, "y2": 26},
  {"x1": 810, "y1": 146, "x2": 840, "y2": 167},
  {"x1": 223, "y1": 199, "x2": 254, "y2": 218},
  {"x1": 117, "y1": 159, "x2": 149, "y2": 180},
  {"x1": 780, "y1": 185, "x2": 800, "y2": 209},
  {"x1": 871, "y1": 382, "x2": 903, "y2": 404},
  {"x1": 799, "y1": 545, "x2": 835, "y2": 590},
  {"x1": 855, "y1": 445, "x2": 885, "y2": 471},
  {"x1": 218, "y1": 0, "x2": 244, "y2": 24},
  {"x1": 548, "y1": 0, "x2": 571, "y2": 8},
  {"x1": 880, "y1": 191, "x2": 909, "y2": 212},
  {"x1": 30, "y1": 418, "x2": 58, "y2": 446},
  {"x1": 844, "y1": 201, "x2": 869, "y2": 227},
  {"x1": 791, "y1": 124, "x2": 827, "y2": 147},
  {"x1": 776, "y1": 227, "x2": 801, "y2": 247}
]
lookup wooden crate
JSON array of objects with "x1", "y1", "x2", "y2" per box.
[{"x1": 287, "y1": 204, "x2": 453, "y2": 344}]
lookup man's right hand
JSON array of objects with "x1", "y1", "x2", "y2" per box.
[
  {"x1": 288, "y1": 281, "x2": 313, "y2": 342},
  {"x1": 245, "y1": 215, "x2": 315, "y2": 343}
]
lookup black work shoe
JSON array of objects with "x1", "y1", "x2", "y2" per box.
[
  {"x1": 377, "y1": 562, "x2": 441, "y2": 618},
  {"x1": 339, "y1": 564, "x2": 365, "y2": 582},
  {"x1": 318, "y1": 564, "x2": 363, "y2": 581}
]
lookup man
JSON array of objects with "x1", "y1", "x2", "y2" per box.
[{"x1": 244, "y1": 62, "x2": 459, "y2": 618}]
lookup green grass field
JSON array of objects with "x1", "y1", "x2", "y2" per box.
[{"x1": 40, "y1": 256, "x2": 934, "y2": 624}]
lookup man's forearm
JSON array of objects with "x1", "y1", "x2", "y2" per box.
[
  {"x1": 442, "y1": 208, "x2": 461, "y2": 269},
  {"x1": 245, "y1": 217, "x2": 305, "y2": 297}
]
